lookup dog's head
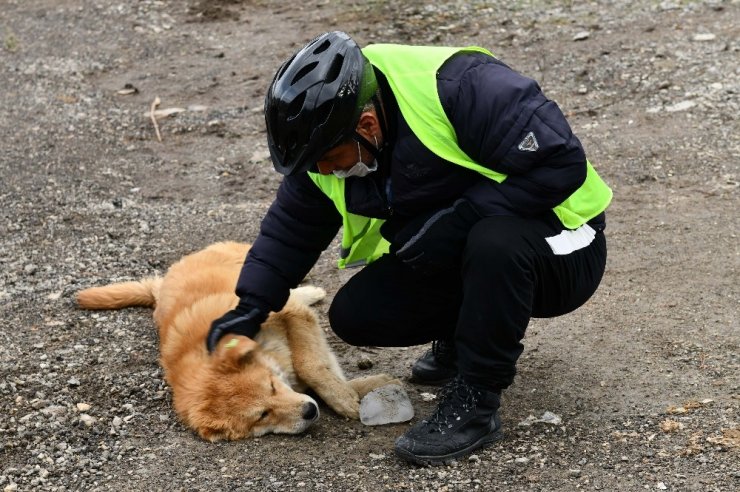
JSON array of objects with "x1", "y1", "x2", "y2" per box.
[{"x1": 174, "y1": 336, "x2": 319, "y2": 441}]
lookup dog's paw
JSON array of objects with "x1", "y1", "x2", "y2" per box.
[
  {"x1": 289, "y1": 286, "x2": 326, "y2": 306},
  {"x1": 323, "y1": 384, "x2": 360, "y2": 419},
  {"x1": 349, "y1": 374, "x2": 402, "y2": 398}
]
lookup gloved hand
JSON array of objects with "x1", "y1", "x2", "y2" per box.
[
  {"x1": 206, "y1": 302, "x2": 267, "y2": 353},
  {"x1": 394, "y1": 199, "x2": 481, "y2": 275}
]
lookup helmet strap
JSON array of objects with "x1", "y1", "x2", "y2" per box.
[{"x1": 352, "y1": 131, "x2": 380, "y2": 160}]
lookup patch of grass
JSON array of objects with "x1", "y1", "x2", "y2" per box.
[{"x1": 4, "y1": 32, "x2": 19, "y2": 52}]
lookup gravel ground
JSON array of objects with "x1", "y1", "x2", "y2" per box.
[{"x1": 1, "y1": 0, "x2": 738, "y2": 490}]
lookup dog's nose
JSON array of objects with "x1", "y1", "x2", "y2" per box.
[{"x1": 302, "y1": 401, "x2": 319, "y2": 421}]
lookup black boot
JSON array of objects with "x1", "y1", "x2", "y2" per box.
[
  {"x1": 410, "y1": 339, "x2": 458, "y2": 385},
  {"x1": 394, "y1": 377, "x2": 503, "y2": 466}
]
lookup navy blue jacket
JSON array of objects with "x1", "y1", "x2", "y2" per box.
[{"x1": 236, "y1": 52, "x2": 598, "y2": 313}]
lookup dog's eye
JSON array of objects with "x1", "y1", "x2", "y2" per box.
[{"x1": 259, "y1": 410, "x2": 270, "y2": 421}]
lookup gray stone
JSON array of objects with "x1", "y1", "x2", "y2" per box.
[{"x1": 359, "y1": 384, "x2": 414, "y2": 426}]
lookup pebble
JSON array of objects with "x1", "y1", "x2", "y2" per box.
[
  {"x1": 518, "y1": 411, "x2": 563, "y2": 427},
  {"x1": 665, "y1": 101, "x2": 696, "y2": 112},
  {"x1": 692, "y1": 33, "x2": 716, "y2": 42}
]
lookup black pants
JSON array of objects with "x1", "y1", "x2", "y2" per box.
[{"x1": 329, "y1": 214, "x2": 607, "y2": 391}]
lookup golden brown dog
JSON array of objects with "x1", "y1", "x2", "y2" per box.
[{"x1": 76, "y1": 241, "x2": 397, "y2": 441}]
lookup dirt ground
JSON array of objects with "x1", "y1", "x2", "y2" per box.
[{"x1": 1, "y1": 0, "x2": 738, "y2": 490}]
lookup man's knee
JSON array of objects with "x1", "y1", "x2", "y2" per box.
[{"x1": 327, "y1": 287, "x2": 368, "y2": 346}]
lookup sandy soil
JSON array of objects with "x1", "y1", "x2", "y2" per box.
[{"x1": 1, "y1": 0, "x2": 738, "y2": 490}]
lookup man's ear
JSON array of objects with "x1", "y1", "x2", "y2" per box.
[
  {"x1": 213, "y1": 335, "x2": 259, "y2": 371},
  {"x1": 357, "y1": 111, "x2": 380, "y2": 139}
]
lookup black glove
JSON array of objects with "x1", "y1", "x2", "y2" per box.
[
  {"x1": 395, "y1": 199, "x2": 481, "y2": 275},
  {"x1": 206, "y1": 302, "x2": 267, "y2": 353}
]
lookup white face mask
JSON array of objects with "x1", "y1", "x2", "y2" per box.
[{"x1": 332, "y1": 140, "x2": 378, "y2": 179}]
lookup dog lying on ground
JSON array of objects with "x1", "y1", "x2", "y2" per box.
[{"x1": 76, "y1": 241, "x2": 398, "y2": 441}]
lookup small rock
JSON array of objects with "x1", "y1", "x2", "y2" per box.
[
  {"x1": 67, "y1": 377, "x2": 80, "y2": 387},
  {"x1": 357, "y1": 357, "x2": 373, "y2": 370},
  {"x1": 40, "y1": 405, "x2": 66, "y2": 416},
  {"x1": 249, "y1": 149, "x2": 271, "y2": 163},
  {"x1": 79, "y1": 414, "x2": 95, "y2": 427},
  {"x1": 665, "y1": 100, "x2": 696, "y2": 112},
  {"x1": 568, "y1": 469, "x2": 582, "y2": 477},
  {"x1": 657, "y1": 482, "x2": 668, "y2": 490},
  {"x1": 659, "y1": 1, "x2": 679, "y2": 10},
  {"x1": 514, "y1": 457, "x2": 530, "y2": 465},
  {"x1": 518, "y1": 411, "x2": 562, "y2": 426},
  {"x1": 76, "y1": 403, "x2": 91, "y2": 412},
  {"x1": 360, "y1": 384, "x2": 414, "y2": 426},
  {"x1": 573, "y1": 31, "x2": 590, "y2": 41},
  {"x1": 692, "y1": 33, "x2": 716, "y2": 42}
]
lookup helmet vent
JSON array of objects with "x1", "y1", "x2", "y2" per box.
[
  {"x1": 286, "y1": 92, "x2": 306, "y2": 119},
  {"x1": 277, "y1": 55, "x2": 296, "y2": 80},
  {"x1": 291, "y1": 61, "x2": 319, "y2": 85},
  {"x1": 313, "y1": 99, "x2": 335, "y2": 125},
  {"x1": 313, "y1": 39, "x2": 331, "y2": 54},
  {"x1": 324, "y1": 54, "x2": 344, "y2": 84}
]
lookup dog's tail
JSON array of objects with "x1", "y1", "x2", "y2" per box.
[
  {"x1": 288, "y1": 285, "x2": 326, "y2": 306},
  {"x1": 76, "y1": 277, "x2": 162, "y2": 310}
]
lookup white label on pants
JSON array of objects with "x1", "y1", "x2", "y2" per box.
[{"x1": 545, "y1": 223, "x2": 596, "y2": 255}]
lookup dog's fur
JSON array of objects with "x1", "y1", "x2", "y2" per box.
[{"x1": 77, "y1": 241, "x2": 398, "y2": 441}]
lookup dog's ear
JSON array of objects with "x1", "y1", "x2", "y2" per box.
[{"x1": 213, "y1": 335, "x2": 259, "y2": 372}]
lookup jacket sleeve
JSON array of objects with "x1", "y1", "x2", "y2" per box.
[
  {"x1": 438, "y1": 54, "x2": 587, "y2": 218},
  {"x1": 235, "y1": 172, "x2": 341, "y2": 313}
]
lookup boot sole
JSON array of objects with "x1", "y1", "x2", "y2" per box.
[{"x1": 394, "y1": 429, "x2": 504, "y2": 466}]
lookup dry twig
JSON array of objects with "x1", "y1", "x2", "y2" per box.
[{"x1": 150, "y1": 97, "x2": 162, "y2": 142}]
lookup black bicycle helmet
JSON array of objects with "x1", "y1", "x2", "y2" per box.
[{"x1": 264, "y1": 31, "x2": 378, "y2": 175}]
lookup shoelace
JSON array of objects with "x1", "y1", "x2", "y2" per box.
[
  {"x1": 423, "y1": 377, "x2": 482, "y2": 434},
  {"x1": 431, "y1": 339, "x2": 456, "y2": 365}
]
